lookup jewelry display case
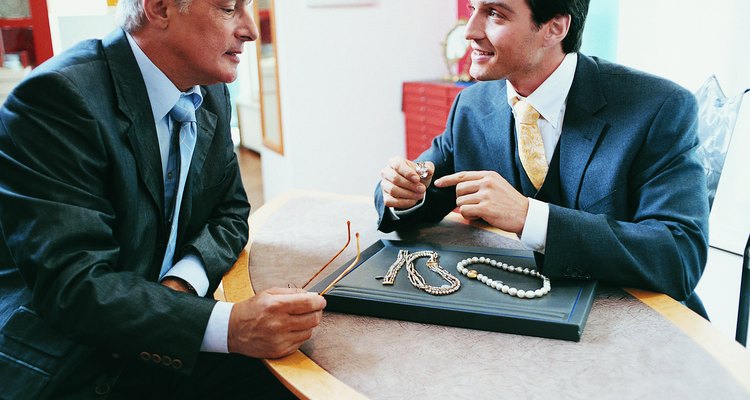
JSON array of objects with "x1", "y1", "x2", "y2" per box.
[{"x1": 312, "y1": 239, "x2": 597, "y2": 341}]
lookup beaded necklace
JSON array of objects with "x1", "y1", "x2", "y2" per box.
[{"x1": 456, "y1": 256, "x2": 550, "y2": 299}]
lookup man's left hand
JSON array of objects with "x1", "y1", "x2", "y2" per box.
[
  {"x1": 435, "y1": 171, "x2": 529, "y2": 234},
  {"x1": 161, "y1": 277, "x2": 197, "y2": 294}
]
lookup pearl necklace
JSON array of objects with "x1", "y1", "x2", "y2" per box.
[
  {"x1": 456, "y1": 256, "x2": 550, "y2": 299},
  {"x1": 380, "y1": 250, "x2": 461, "y2": 295}
]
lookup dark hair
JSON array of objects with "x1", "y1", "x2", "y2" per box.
[{"x1": 526, "y1": 0, "x2": 590, "y2": 53}]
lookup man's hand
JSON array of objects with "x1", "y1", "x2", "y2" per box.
[
  {"x1": 435, "y1": 171, "x2": 529, "y2": 234},
  {"x1": 161, "y1": 276, "x2": 196, "y2": 294},
  {"x1": 227, "y1": 287, "x2": 326, "y2": 359},
  {"x1": 380, "y1": 157, "x2": 435, "y2": 210}
]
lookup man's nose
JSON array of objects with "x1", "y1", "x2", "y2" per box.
[
  {"x1": 238, "y1": 5, "x2": 259, "y2": 42},
  {"x1": 464, "y1": 12, "x2": 483, "y2": 41}
]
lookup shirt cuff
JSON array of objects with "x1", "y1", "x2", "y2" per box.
[
  {"x1": 520, "y1": 198, "x2": 549, "y2": 254},
  {"x1": 200, "y1": 301, "x2": 234, "y2": 353},
  {"x1": 161, "y1": 253, "x2": 209, "y2": 297},
  {"x1": 389, "y1": 194, "x2": 427, "y2": 219}
]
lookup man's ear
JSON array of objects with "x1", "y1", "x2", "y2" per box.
[
  {"x1": 142, "y1": 0, "x2": 170, "y2": 29},
  {"x1": 542, "y1": 14, "x2": 571, "y2": 49}
]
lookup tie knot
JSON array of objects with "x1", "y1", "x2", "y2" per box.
[
  {"x1": 512, "y1": 98, "x2": 540, "y2": 124},
  {"x1": 170, "y1": 94, "x2": 197, "y2": 123}
]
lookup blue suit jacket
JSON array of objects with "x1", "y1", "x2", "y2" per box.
[
  {"x1": 0, "y1": 29, "x2": 250, "y2": 397},
  {"x1": 376, "y1": 54, "x2": 709, "y2": 306}
]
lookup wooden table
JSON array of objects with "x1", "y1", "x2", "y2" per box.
[{"x1": 221, "y1": 190, "x2": 750, "y2": 399}]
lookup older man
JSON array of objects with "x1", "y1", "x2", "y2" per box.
[{"x1": 0, "y1": 0, "x2": 325, "y2": 398}]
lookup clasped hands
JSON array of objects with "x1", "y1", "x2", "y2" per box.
[{"x1": 380, "y1": 157, "x2": 529, "y2": 235}]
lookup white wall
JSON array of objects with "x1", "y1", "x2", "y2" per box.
[
  {"x1": 618, "y1": 0, "x2": 750, "y2": 253},
  {"x1": 261, "y1": 0, "x2": 457, "y2": 200},
  {"x1": 46, "y1": 0, "x2": 115, "y2": 54},
  {"x1": 617, "y1": 0, "x2": 749, "y2": 95}
]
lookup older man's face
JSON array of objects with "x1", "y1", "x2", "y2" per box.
[{"x1": 163, "y1": 0, "x2": 258, "y2": 89}]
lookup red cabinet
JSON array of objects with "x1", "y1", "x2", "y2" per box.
[
  {"x1": 402, "y1": 81, "x2": 466, "y2": 159},
  {"x1": 0, "y1": 0, "x2": 53, "y2": 68}
]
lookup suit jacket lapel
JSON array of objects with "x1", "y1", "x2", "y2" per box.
[
  {"x1": 102, "y1": 29, "x2": 164, "y2": 217},
  {"x1": 559, "y1": 54, "x2": 608, "y2": 208},
  {"x1": 177, "y1": 103, "x2": 217, "y2": 235},
  {"x1": 481, "y1": 81, "x2": 520, "y2": 189},
  {"x1": 190, "y1": 92, "x2": 218, "y2": 180}
]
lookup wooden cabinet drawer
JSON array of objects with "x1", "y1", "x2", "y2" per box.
[
  {"x1": 405, "y1": 121, "x2": 444, "y2": 159},
  {"x1": 405, "y1": 116, "x2": 445, "y2": 134},
  {"x1": 403, "y1": 82, "x2": 450, "y2": 98},
  {"x1": 402, "y1": 81, "x2": 472, "y2": 159},
  {"x1": 403, "y1": 92, "x2": 449, "y2": 109},
  {"x1": 402, "y1": 103, "x2": 451, "y2": 122}
]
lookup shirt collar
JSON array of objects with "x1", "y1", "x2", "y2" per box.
[
  {"x1": 506, "y1": 52, "x2": 578, "y2": 129},
  {"x1": 125, "y1": 32, "x2": 203, "y2": 122}
]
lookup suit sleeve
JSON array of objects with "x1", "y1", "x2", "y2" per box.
[
  {"x1": 375, "y1": 93, "x2": 464, "y2": 232},
  {"x1": 0, "y1": 70, "x2": 215, "y2": 374},
  {"x1": 542, "y1": 88, "x2": 709, "y2": 301}
]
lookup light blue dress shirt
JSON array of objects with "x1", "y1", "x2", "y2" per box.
[{"x1": 126, "y1": 33, "x2": 232, "y2": 353}]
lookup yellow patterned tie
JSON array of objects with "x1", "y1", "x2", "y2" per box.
[{"x1": 512, "y1": 98, "x2": 548, "y2": 190}]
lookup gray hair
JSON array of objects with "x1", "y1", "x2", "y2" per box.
[{"x1": 116, "y1": 0, "x2": 192, "y2": 33}]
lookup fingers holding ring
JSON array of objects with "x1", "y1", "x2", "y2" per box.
[{"x1": 415, "y1": 162, "x2": 429, "y2": 179}]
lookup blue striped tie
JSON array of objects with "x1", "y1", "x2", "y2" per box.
[
  {"x1": 160, "y1": 94, "x2": 198, "y2": 278},
  {"x1": 164, "y1": 120, "x2": 180, "y2": 223}
]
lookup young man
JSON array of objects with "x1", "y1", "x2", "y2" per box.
[
  {"x1": 0, "y1": 0, "x2": 325, "y2": 398},
  {"x1": 376, "y1": 0, "x2": 709, "y2": 315}
]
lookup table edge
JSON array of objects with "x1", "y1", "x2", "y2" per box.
[
  {"x1": 624, "y1": 288, "x2": 750, "y2": 392},
  {"x1": 225, "y1": 190, "x2": 370, "y2": 399}
]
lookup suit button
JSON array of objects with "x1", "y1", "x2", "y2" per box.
[
  {"x1": 172, "y1": 359, "x2": 183, "y2": 369},
  {"x1": 95, "y1": 384, "x2": 110, "y2": 395},
  {"x1": 151, "y1": 354, "x2": 162, "y2": 364},
  {"x1": 162, "y1": 356, "x2": 172, "y2": 366},
  {"x1": 139, "y1": 351, "x2": 150, "y2": 361}
]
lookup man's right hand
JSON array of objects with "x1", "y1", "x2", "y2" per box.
[
  {"x1": 380, "y1": 157, "x2": 434, "y2": 210},
  {"x1": 227, "y1": 287, "x2": 326, "y2": 359}
]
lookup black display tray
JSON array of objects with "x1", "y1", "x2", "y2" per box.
[{"x1": 311, "y1": 240, "x2": 597, "y2": 341}]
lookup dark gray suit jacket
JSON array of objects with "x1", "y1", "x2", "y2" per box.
[
  {"x1": 0, "y1": 29, "x2": 250, "y2": 397},
  {"x1": 375, "y1": 54, "x2": 709, "y2": 307}
]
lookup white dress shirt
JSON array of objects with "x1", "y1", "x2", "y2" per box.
[
  {"x1": 126, "y1": 33, "x2": 231, "y2": 353},
  {"x1": 508, "y1": 52, "x2": 578, "y2": 253}
]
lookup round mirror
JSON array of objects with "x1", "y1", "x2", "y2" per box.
[{"x1": 442, "y1": 20, "x2": 471, "y2": 82}]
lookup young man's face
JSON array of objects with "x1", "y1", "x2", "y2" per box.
[
  {"x1": 164, "y1": 0, "x2": 258, "y2": 90},
  {"x1": 465, "y1": 0, "x2": 549, "y2": 83}
]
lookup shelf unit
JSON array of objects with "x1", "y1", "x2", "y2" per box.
[
  {"x1": 402, "y1": 81, "x2": 467, "y2": 159},
  {"x1": 1, "y1": 0, "x2": 53, "y2": 67}
]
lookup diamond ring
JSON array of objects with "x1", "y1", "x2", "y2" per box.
[{"x1": 415, "y1": 162, "x2": 429, "y2": 179}]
